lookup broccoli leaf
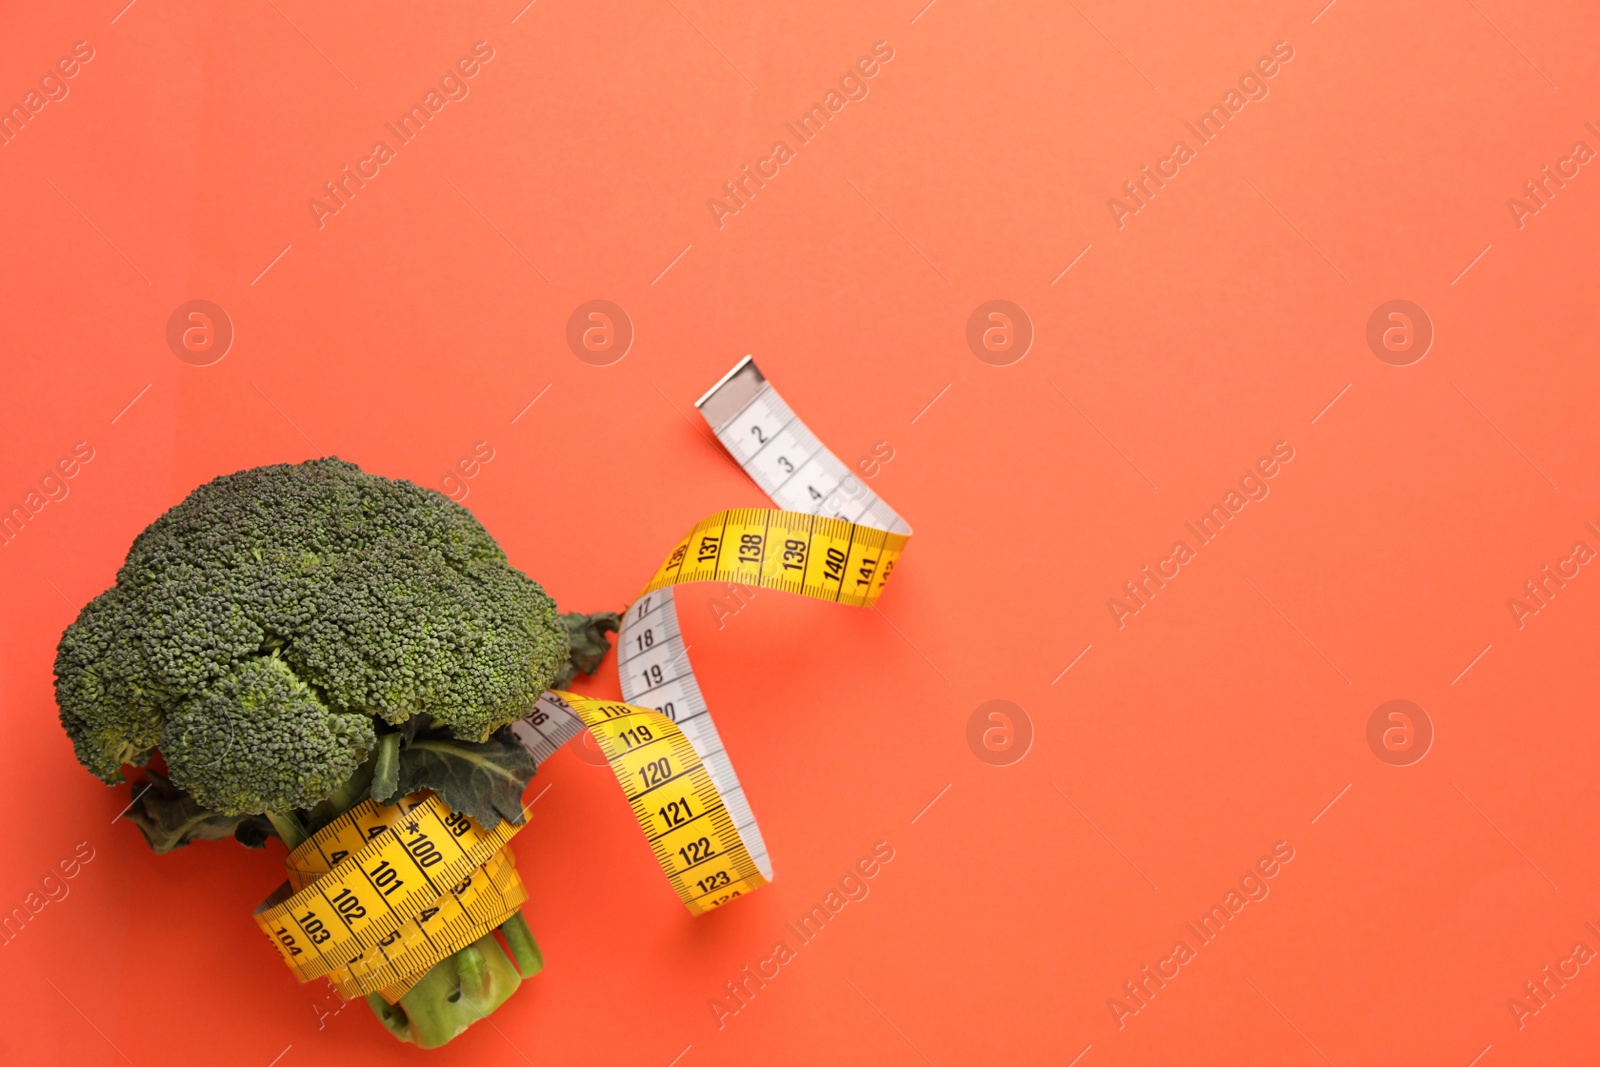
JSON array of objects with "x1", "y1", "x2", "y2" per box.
[
  {"x1": 553, "y1": 610, "x2": 622, "y2": 689},
  {"x1": 123, "y1": 772, "x2": 275, "y2": 852},
  {"x1": 398, "y1": 713, "x2": 432, "y2": 748},
  {"x1": 233, "y1": 815, "x2": 277, "y2": 848},
  {"x1": 387, "y1": 729, "x2": 536, "y2": 829}
]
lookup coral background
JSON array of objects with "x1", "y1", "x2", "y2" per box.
[{"x1": 2, "y1": 1, "x2": 1598, "y2": 1064}]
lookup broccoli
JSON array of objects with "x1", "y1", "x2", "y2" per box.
[{"x1": 54, "y1": 457, "x2": 617, "y2": 1049}]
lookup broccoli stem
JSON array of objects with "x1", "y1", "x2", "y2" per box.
[
  {"x1": 499, "y1": 912, "x2": 544, "y2": 978},
  {"x1": 456, "y1": 943, "x2": 489, "y2": 996},
  {"x1": 305, "y1": 747, "x2": 378, "y2": 834},
  {"x1": 364, "y1": 930, "x2": 528, "y2": 1049},
  {"x1": 264, "y1": 810, "x2": 308, "y2": 851},
  {"x1": 371, "y1": 731, "x2": 401, "y2": 803},
  {"x1": 364, "y1": 992, "x2": 411, "y2": 1042}
]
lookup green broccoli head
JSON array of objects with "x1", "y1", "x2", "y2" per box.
[{"x1": 55, "y1": 457, "x2": 569, "y2": 816}]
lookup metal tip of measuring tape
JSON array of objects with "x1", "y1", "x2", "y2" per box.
[{"x1": 694, "y1": 355, "x2": 764, "y2": 429}]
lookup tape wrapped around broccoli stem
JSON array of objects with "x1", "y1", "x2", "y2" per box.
[{"x1": 256, "y1": 790, "x2": 529, "y2": 997}]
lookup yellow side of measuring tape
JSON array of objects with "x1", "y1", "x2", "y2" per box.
[
  {"x1": 253, "y1": 791, "x2": 519, "y2": 998},
  {"x1": 642, "y1": 508, "x2": 908, "y2": 608},
  {"x1": 257, "y1": 359, "x2": 910, "y2": 1000}
]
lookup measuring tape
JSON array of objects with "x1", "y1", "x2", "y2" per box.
[
  {"x1": 512, "y1": 357, "x2": 909, "y2": 901},
  {"x1": 256, "y1": 356, "x2": 909, "y2": 1000}
]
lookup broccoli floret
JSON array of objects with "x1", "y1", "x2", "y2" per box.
[
  {"x1": 160, "y1": 655, "x2": 376, "y2": 815},
  {"x1": 54, "y1": 584, "x2": 167, "y2": 781},
  {"x1": 54, "y1": 457, "x2": 569, "y2": 813}
]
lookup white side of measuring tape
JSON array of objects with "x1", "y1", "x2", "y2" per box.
[
  {"x1": 698, "y1": 356, "x2": 911, "y2": 536},
  {"x1": 509, "y1": 356, "x2": 906, "y2": 887}
]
